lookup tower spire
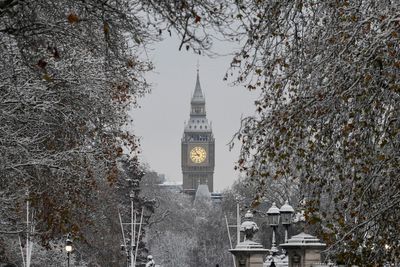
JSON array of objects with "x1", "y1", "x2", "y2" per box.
[
  {"x1": 192, "y1": 66, "x2": 204, "y2": 101},
  {"x1": 182, "y1": 63, "x2": 215, "y2": 195}
]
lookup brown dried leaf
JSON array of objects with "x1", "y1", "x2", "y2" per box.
[{"x1": 67, "y1": 13, "x2": 79, "y2": 24}]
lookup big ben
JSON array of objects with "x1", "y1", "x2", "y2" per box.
[{"x1": 181, "y1": 69, "x2": 215, "y2": 195}]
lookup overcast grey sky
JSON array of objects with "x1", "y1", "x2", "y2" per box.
[{"x1": 129, "y1": 36, "x2": 258, "y2": 191}]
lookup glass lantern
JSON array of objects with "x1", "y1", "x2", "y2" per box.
[
  {"x1": 267, "y1": 202, "x2": 280, "y2": 226},
  {"x1": 280, "y1": 200, "x2": 295, "y2": 225},
  {"x1": 65, "y1": 238, "x2": 72, "y2": 252}
]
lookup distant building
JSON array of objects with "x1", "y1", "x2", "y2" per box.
[
  {"x1": 181, "y1": 68, "x2": 215, "y2": 195},
  {"x1": 157, "y1": 181, "x2": 182, "y2": 194},
  {"x1": 211, "y1": 192, "x2": 223, "y2": 205}
]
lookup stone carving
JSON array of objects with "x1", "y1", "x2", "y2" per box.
[{"x1": 240, "y1": 210, "x2": 259, "y2": 241}]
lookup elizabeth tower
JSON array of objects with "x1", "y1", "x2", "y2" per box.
[{"x1": 181, "y1": 69, "x2": 215, "y2": 195}]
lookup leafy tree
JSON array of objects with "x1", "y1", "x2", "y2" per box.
[
  {"x1": 0, "y1": 0, "x2": 237, "y2": 264},
  {"x1": 140, "y1": 170, "x2": 233, "y2": 267},
  {"x1": 0, "y1": 0, "x2": 229, "y2": 245},
  {"x1": 141, "y1": 174, "x2": 197, "y2": 267},
  {"x1": 3, "y1": 0, "x2": 397, "y2": 265},
  {"x1": 229, "y1": 0, "x2": 400, "y2": 265},
  {"x1": 0, "y1": 0, "x2": 152, "y2": 244},
  {"x1": 115, "y1": 157, "x2": 158, "y2": 266},
  {"x1": 188, "y1": 207, "x2": 232, "y2": 267}
]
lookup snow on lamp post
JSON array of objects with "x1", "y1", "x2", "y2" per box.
[
  {"x1": 65, "y1": 234, "x2": 73, "y2": 267},
  {"x1": 279, "y1": 200, "x2": 295, "y2": 243},
  {"x1": 267, "y1": 202, "x2": 280, "y2": 254},
  {"x1": 229, "y1": 210, "x2": 268, "y2": 267},
  {"x1": 240, "y1": 210, "x2": 259, "y2": 241}
]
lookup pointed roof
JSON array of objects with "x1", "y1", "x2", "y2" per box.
[
  {"x1": 194, "y1": 184, "x2": 211, "y2": 206},
  {"x1": 195, "y1": 184, "x2": 211, "y2": 199},
  {"x1": 191, "y1": 70, "x2": 205, "y2": 104}
]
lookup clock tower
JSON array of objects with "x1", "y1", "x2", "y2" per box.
[{"x1": 181, "y1": 69, "x2": 215, "y2": 195}]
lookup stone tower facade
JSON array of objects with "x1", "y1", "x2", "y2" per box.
[{"x1": 181, "y1": 70, "x2": 215, "y2": 195}]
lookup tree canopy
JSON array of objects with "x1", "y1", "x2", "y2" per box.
[
  {"x1": 230, "y1": 0, "x2": 399, "y2": 264},
  {"x1": 1, "y1": 0, "x2": 399, "y2": 265},
  {"x1": 0, "y1": 0, "x2": 226, "y2": 239}
]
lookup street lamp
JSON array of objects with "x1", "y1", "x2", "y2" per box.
[
  {"x1": 279, "y1": 200, "x2": 295, "y2": 243},
  {"x1": 65, "y1": 234, "x2": 73, "y2": 267},
  {"x1": 267, "y1": 202, "x2": 280, "y2": 253}
]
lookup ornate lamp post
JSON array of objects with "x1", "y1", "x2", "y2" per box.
[
  {"x1": 229, "y1": 210, "x2": 268, "y2": 267},
  {"x1": 65, "y1": 234, "x2": 73, "y2": 267},
  {"x1": 266, "y1": 202, "x2": 280, "y2": 254},
  {"x1": 279, "y1": 200, "x2": 295, "y2": 243},
  {"x1": 240, "y1": 210, "x2": 259, "y2": 241}
]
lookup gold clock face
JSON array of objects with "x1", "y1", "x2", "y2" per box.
[{"x1": 190, "y1": 146, "x2": 207, "y2": 163}]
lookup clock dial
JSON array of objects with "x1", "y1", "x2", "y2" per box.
[{"x1": 190, "y1": 146, "x2": 207, "y2": 163}]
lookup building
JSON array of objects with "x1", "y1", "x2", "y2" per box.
[
  {"x1": 157, "y1": 181, "x2": 183, "y2": 194},
  {"x1": 181, "y1": 69, "x2": 215, "y2": 195},
  {"x1": 211, "y1": 192, "x2": 223, "y2": 204}
]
